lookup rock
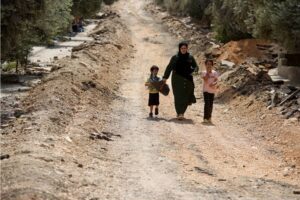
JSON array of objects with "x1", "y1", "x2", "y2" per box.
[
  {"x1": 53, "y1": 56, "x2": 58, "y2": 60},
  {"x1": 194, "y1": 167, "x2": 214, "y2": 176},
  {"x1": 221, "y1": 60, "x2": 235, "y2": 68},
  {"x1": 89, "y1": 132, "x2": 113, "y2": 141},
  {"x1": 71, "y1": 53, "x2": 79, "y2": 59},
  {"x1": 78, "y1": 164, "x2": 83, "y2": 168},
  {"x1": 260, "y1": 114, "x2": 266, "y2": 120},
  {"x1": 14, "y1": 109, "x2": 25, "y2": 118},
  {"x1": 288, "y1": 117, "x2": 298, "y2": 123},
  {"x1": 284, "y1": 110, "x2": 297, "y2": 119},
  {"x1": 24, "y1": 127, "x2": 33, "y2": 131},
  {"x1": 1, "y1": 111, "x2": 11, "y2": 121},
  {"x1": 283, "y1": 167, "x2": 292, "y2": 176},
  {"x1": 65, "y1": 136, "x2": 72, "y2": 143},
  {"x1": 280, "y1": 85, "x2": 292, "y2": 94},
  {"x1": 277, "y1": 106, "x2": 286, "y2": 112},
  {"x1": 218, "y1": 178, "x2": 227, "y2": 181},
  {"x1": 223, "y1": 108, "x2": 230, "y2": 114},
  {"x1": 267, "y1": 105, "x2": 273, "y2": 110},
  {"x1": 268, "y1": 68, "x2": 290, "y2": 83},
  {"x1": 0, "y1": 154, "x2": 10, "y2": 160},
  {"x1": 271, "y1": 91, "x2": 280, "y2": 106},
  {"x1": 293, "y1": 191, "x2": 300, "y2": 195},
  {"x1": 1, "y1": 124, "x2": 10, "y2": 128}
]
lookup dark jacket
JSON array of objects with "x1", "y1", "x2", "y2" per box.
[{"x1": 163, "y1": 53, "x2": 198, "y2": 82}]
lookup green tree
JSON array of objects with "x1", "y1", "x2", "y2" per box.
[
  {"x1": 253, "y1": 0, "x2": 300, "y2": 51},
  {"x1": 212, "y1": 0, "x2": 253, "y2": 42},
  {"x1": 1, "y1": 0, "x2": 42, "y2": 65},
  {"x1": 72, "y1": 0, "x2": 102, "y2": 18},
  {"x1": 37, "y1": 0, "x2": 73, "y2": 44},
  {"x1": 1, "y1": 0, "x2": 72, "y2": 67},
  {"x1": 103, "y1": 0, "x2": 118, "y2": 5}
]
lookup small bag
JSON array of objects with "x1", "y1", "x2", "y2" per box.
[{"x1": 151, "y1": 81, "x2": 170, "y2": 96}]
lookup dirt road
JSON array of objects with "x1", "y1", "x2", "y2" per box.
[
  {"x1": 93, "y1": 0, "x2": 299, "y2": 199},
  {"x1": 1, "y1": 0, "x2": 299, "y2": 199}
]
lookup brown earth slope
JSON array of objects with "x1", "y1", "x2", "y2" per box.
[{"x1": 1, "y1": 12, "x2": 133, "y2": 199}]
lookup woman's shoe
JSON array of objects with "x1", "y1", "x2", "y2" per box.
[
  {"x1": 149, "y1": 113, "x2": 153, "y2": 118},
  {"x1": 177, "y1": 114, "x2": 184, "y2": 120}
]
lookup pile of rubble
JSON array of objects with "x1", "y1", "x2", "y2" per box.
[
  {"x1": 200, "y1": 37, "x2": 299, "y2": 119},
  {"x1": 217, "y1": 59, "x2": 300, "y2": 120},
  {"x1": 269, "y1": 85, "x2": 300, "y2": 119}
]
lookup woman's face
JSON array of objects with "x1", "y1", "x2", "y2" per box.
[{"x1": 180, "y1": 45, "x2": 188, "y2": 54}]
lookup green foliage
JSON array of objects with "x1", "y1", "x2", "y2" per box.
[
  {"x1": 103, "y1": 0, "x2": 118, "y2": 6},
  {"x1": 212, "y1": 0, "x2": 300, "y2": 50},
  {"x1": 156, "y1": 0, "x2": 212, "y2": 22},
  {"x1": 1, "y1": 61, "x2": 17, "y2": 72},
  {"x1": 188, "y1": 0, "x2": 211, "y2": 19},
  {"x1": 1, "y1": 1, "x2": 39, "y2": 63},
  {"x1": 155, "y1": 0, "x2": 164, "y2": 5},
  {"x1": 37, "y1": 0, "x2": 73, "y2": 43},
  {"x1": 1, "y1": 0, "x2": 72, "y2": 64},
  {"x1": 253, "y1": 0, "x2": 300, "y2": 51},
  {"x1": 155, "y1": 0, "x2": 300, "y2": 50},
  {"x1": 72, "y1": 0, "x2": 103, "y2": 18},
  {"x1": 212, "y1": 0, "x2": 253, "y2": 43}
]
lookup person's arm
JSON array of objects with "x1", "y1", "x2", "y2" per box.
[
  {"x1": 145, "y1": 78, "x2": 151, "y2": 86},
  {"x1": 201, "y1": 71, "x2": 209, "y2": 81},
  {"x1": 163, "y1": 56, "x2": 176, "y2": 81},
  {"x1": 191, "y1": 56, "x2": 199, "y2": 73},
  {"x1": 210, "y1": 72, "x2": 218, "y2": 86}
]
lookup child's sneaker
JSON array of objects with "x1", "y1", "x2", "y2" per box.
[
  {"x1": 155, "y1": 108, "x2": 159, "y2": 115},
  {"x1": 149, "y1": 113, "x2": 153, "y2": 118}
]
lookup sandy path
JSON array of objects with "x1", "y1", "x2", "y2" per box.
[{"x1": 96, "y1": 0, "x2": 300, "y2": 199}]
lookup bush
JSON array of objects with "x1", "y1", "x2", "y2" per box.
[
  {"x1": 155, "y1": 0, "x2": 300, "y2": 51},
  {"x1": 72, "y1": 0, "x2": 103, "y2": 18},
  {"x1": 1, "y1": 0, "x2": 72, "y2": 64}
]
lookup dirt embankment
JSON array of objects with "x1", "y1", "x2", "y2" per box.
[
  {"x1": 145, "y1": 2, "x2": 300, "y2": 177},
  {"x1": 0, "y1": 10, "x2": 133, "y2": 199}
]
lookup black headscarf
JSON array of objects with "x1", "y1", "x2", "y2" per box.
[
  {"x1": 175, "y1": 42, "x2": 193, "y2": 79},
  {"x1": 178, "y1": 41, "x2": 188, "y2": 50}
]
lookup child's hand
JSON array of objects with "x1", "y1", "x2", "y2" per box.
[{"x1": 209, "y1": 81, "x2": 218, "y2": 87}]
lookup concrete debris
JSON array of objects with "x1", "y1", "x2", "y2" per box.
[{"x1": 221, "y1": 60, "x2": 235, "y2": 68}]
